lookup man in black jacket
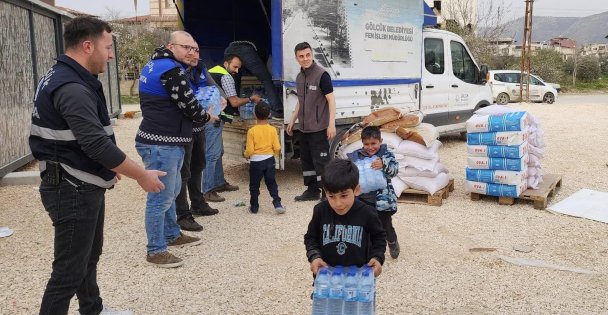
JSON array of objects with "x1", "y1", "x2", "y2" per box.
[
  {"x1": 175, "y1": 42, "x2": 220, "y2": 232},
  {"x1": 30, "y1": 16, "x2": 165, "y2": 315},
  {"x1": 304, "y1": 159, "x2": 386, "y2": 277}
]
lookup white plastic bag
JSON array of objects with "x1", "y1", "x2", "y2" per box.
[
  {"x1": 399, "y1": 163, "x2": 448, "y2": 178},
  {"x1": 395, "y1": 140, "x2": 440, "y2": 160},
  {"x1": 401, "y1": 173, "x2": 450, "y2": 195},
  {"x1": 354, "y1": 157, "x2": 386, "y2": 194},
  {"x1": 403, "y1": 156, "x2": 439, "y2": 172},
  {"x1": 391, "y1": 177, "x2": 408, "y2": 196}
]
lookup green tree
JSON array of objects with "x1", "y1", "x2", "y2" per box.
[
  {"x1": 486, "y1": 55, "x2": 519, "y2": 71},
  {"x1": 110, "y1": 22, "x2": 170, "y2": 95},
  {"x1": 576, "y1": 55, "x2": 601, "y2": 82},
  {"x1": 600, "y1": 56, "x2": 608, "y2": 76},
  {"x1": 441, "y1": 0, "x2": 511, "y2": 67},
  {"x1": 530, "y1": 49, "x2": 564, "y2": 84}
]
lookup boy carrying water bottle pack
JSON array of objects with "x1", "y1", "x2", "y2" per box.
[
  {"x1": 304, "y1": 159, "x2": 387, "y2": 312},
  {"x1": 347, "y1": 126, "x2": 401, "y2": 259}
]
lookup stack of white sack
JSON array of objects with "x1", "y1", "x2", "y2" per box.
[
  {"x1": 473, "y1": 105, "x2": 545, "y2": 189},
  {"x1": 465, "y1": 111, "x2": 530, "y2": 197},
  {"x1": 339, "y1": 110, "x2": 448, "y2": 196}
]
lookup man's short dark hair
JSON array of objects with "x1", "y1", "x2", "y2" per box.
[
  {"x1": 224, "y1": 54, "x2": 241, "y2": 63},
  {"x1": 63, "y1": 16, "x2": 112, "y2": 50},
  {"x1": 294, "y1": 42, "x2": 312, "y2": 54},
  {"x1": 254, "y1": 101, "x2": 270, "y2": 120},
  {"x1": 322, "y1": 159, "x2": 359, "y2": 193},
  {"x1": 361, "y1": 126, "x2": 382, "y2": 140}
]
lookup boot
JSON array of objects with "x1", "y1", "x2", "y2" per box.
[
  {"x1": 191, "y1": 202, "x2": 219, "y2": 216},
  {"x1": 177, "y1": 216, "x2": 203, "y2": 232},
  {"x1": 203, "y1": 191, "x2": 225, "y2": 202},
  {"x1": 388, "y1": 240, "x2": 400, "y2": 259},
  {"x1": 294, "y1": 188, "x2": 321, "y2": 202}
]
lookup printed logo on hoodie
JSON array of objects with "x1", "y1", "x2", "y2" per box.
[{"x1": 322, "y1": 224, "x2": 363, "y2": 249}]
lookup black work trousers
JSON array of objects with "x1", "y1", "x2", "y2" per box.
[
  {"x1": 224, "y1": 42, "x2": 283, "y2": 115},
  {"x1": 299, "y1": 129, "x2": 330, "y2": 191},
  {"x1": 39, "y1": 173, "x2": 106, "y2": 315},
  {"x1": 176, "y1": 131, "x2": 206, "y2": 220}
]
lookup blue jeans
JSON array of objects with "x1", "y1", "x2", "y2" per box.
[
  {"x1": 135, "y1": 142, "x2": 184, "y2": 254},
  {"x1": 203, "y1": 121, "x2": 226, "y2": 193},
  {"x1": 39, "y1": 172, "x2": 105, "y2": 315}
]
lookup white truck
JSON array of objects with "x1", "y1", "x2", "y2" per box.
[{"x1": 178, "y1": 0, "x2": 492, "y2": 169}]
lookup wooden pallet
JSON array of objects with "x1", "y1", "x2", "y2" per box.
[
  {"x1": 397, "y1": 178, "x2": 454, "y2": 206},
  {"x1": 470, "y1": 174, "x2": 563, "y2": 210}
]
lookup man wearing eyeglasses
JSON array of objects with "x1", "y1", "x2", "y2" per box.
[
  {"x1": 136, "y1": 31, "x2": 219, "y2": 268},
  {"x1": 174, "y1": 42, "x2": 223, "y2": 233}
]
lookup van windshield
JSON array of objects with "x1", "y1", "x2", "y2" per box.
[{"x1": 530, "y1": 75, "x2": 544, "y2": 85}]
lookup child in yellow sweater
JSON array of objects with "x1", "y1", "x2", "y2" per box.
[{"x1": 244, "y1": 102, "x2": 285, "y2": 214}]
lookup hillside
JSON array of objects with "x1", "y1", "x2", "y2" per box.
[{"x1": 499, "y1": 11, "x2": 608, "y2": 45}]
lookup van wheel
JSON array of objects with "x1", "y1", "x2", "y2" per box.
[
  {"x1": 543, "y1": 92, "x2": 555, "y2": 104},
  {"x1": 496, "y1": 93, "x2": 510, "y2": 105},
  {"x1": 329, "y1": 128, "x2": 349, "y2": 160}
]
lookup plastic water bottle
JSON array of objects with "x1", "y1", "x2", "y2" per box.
[
  {"x1": 358, "y1": 267, "x2": 374, "y2": 315},
  {"x1": 328, "y1": 267, "x2": 344, "y2": 315},
  {"x1": 343, "y1": 269, "x2": 359, "y2": 314},
  {"x1": 195, "y1": 86, "x2": 221, "y2": 116},
  {"x1": 312, "y1": 268, "x2": 330, "y2": 315},
  {"x1": 240, "y1": 102, "x2": 255, "y2": 119}
]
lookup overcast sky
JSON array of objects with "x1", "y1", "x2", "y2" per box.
[{"x1": 55, "y1": 0, "x2": 608, "y2": 21}]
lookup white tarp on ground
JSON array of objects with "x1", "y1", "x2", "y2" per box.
[
  {"x1": 549, "y1": 189, "x2": 608, "y2": 224},
  {"x1": 0, "y1": 226, "x2": 14, "y2": 238}
]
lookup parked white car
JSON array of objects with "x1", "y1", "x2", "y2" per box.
[{"x1": 487, "y1": 70, "x2": 558, "y2": 105}]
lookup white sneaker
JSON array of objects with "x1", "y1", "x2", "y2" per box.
[
  {"x1": 99, "y1": 305, "x2": 134, "y2": 315},
  {"x1": 274, "y1": 205, "x2": 286, "y2": 214}
]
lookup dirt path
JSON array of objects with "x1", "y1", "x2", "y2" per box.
[{"x1": 1, "y1": 99, "x2": 607, "y2": 314}]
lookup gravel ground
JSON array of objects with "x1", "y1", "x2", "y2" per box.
[{"x1": 1, "y1": 96, "x2": 608, "y2": 314}]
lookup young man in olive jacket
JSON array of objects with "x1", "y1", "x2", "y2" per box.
[{"x1": 287, "y1": 42, "x2": 337, "y2": 202}]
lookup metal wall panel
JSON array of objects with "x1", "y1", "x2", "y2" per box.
[
  {"x1": 0, "y1": 0, "x2": 122, "y2": 178},
  {"x1": 0, "y1": 2, "x2": 35, "y2": 171},
  {"x1": 33, "y1": 12, "x2": 57, "y2": 80}
]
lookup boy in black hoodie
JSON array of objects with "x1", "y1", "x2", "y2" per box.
[{"x1": 304, "y1": 159, "x2": 387, "y2": 277}]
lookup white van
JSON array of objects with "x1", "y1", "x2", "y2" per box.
[
  {"x1": 488, "y1": 70, "x2": 558, "y2": 105},
  {"x1": 421, "y1": 28, "x2": 493, "y2": 135}
]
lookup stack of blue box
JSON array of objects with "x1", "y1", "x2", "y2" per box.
[{"x1": 464, "y1": 112, "x2": 530, "y2": 198}]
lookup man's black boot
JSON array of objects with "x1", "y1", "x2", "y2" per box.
[
  {"x1": 177, "y1": 216, "x2": 203, "y2": 232},
  {"x1": 294, "y1": 188, "x2": 321, "y2": 202},
  {"x1": 191, "y1": 202, "x2": 219, "y2": 216}
]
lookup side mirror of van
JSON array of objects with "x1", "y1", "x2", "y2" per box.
[{"x1": 479, "y1": 65, "x2": 488, "y2": 84}]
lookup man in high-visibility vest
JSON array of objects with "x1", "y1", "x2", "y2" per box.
[{"x1": 204, "y1": 55, "x2": 261, "y2": 202}]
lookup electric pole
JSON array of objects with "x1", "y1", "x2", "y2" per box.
[{"x1": 519, "y1": 0, "x2": 534, "y2": 102}]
